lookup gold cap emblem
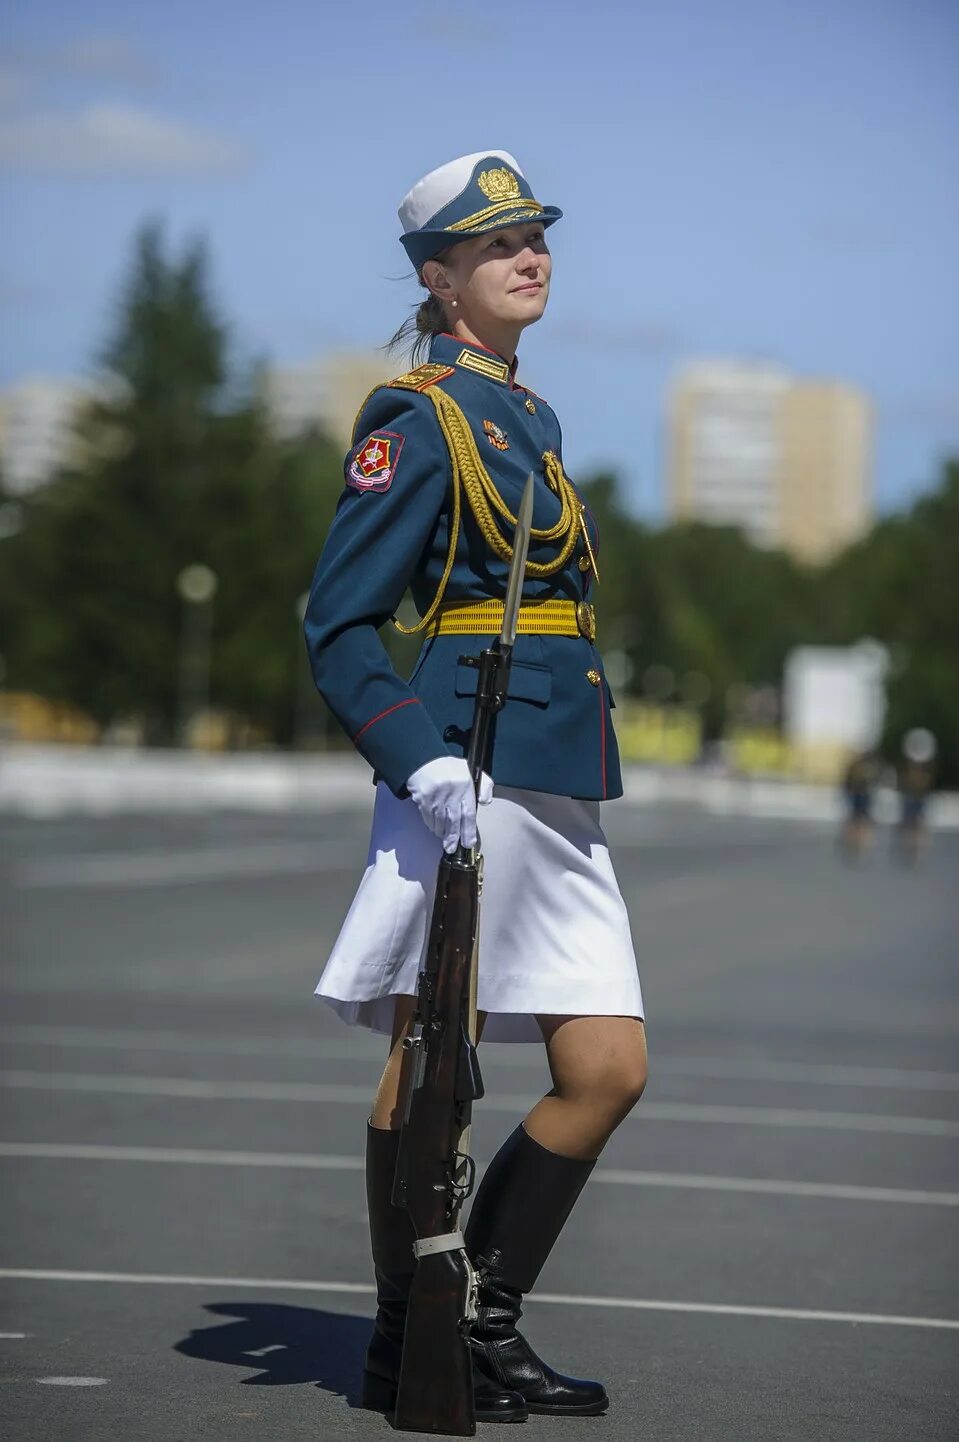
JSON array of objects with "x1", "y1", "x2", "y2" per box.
[{"x1": 478, "y1": 168, "x2": 521, "y2": 203}]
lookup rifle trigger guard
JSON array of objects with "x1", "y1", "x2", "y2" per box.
[{"x1": 449, "y1": 1150, "x2": 476, "y2": 1201}]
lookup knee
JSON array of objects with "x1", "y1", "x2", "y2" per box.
[
  {"x1": 565, "y1": 1051, "x2": 648, "y2": 1119},
  {"x1": 609, "y1": 1055, "x2": 648, "y2": 1116}
]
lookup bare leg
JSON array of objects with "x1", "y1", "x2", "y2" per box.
[
  {"x1": 523, "y1": 1015, "x2": 647, "y2": 1160},
  {"x1": 370, "y1": 996, "x2": 418, "y2": 1131},
  {"x1": 371, "y1": 995, "x2": 489, "y2": 1131}
]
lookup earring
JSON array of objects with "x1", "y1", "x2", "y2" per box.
[{"x1": 451, "y1": 298, "x2": 458, "y2": 309}]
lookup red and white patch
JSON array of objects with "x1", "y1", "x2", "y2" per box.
[{"x1": 347, "y1": 431, "x2": 405, "y2": 493}]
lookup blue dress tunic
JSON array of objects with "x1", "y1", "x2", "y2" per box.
[{"x1": 303, "y1": 331, "x2": 621, "y2": 801}]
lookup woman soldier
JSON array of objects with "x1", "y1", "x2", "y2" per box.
[{"x1": 304, "y1": 150, "x2": 647, "y2": 1423}]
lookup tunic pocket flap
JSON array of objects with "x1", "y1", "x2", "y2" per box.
[{"x1": 455, "y1": 659, "x2": 552, "y2": 707}]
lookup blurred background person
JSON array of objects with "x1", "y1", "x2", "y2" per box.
[
  {"x1": 894, "y1": 727, "x2": 937, "y2": 866},
  {"x1": 838, "y1": 748, "x2": 881, "y2": 861}
]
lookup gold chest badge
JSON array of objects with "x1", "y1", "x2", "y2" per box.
[{"x1": 483, "y1": 419, "x2": 509, "y2": 451}]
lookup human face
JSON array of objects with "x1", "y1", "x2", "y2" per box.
[{"x1": 428, "y1": 222, "x2": 552, "y2": 357}]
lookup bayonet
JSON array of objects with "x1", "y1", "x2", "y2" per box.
[{"x1": 500, "y1": 473, "x2": 535, "y2": 649}]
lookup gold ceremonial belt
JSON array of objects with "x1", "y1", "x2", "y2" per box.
[{"x1": 425, "y1": 598, "x2": 597, "y2": 642}]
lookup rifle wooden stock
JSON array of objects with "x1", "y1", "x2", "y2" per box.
[
  {"x1": 393, "y1": 854, "x2": 483, "y2": 1437},
  {"x1": 394, "y1": 1251, "x2": 475, "y2": 1436}
]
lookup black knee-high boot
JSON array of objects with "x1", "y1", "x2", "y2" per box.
[
  {"x1": 361, "y1": 1122, "x2": 528, "y2": 1422},
  {"x1": 464, "y1": 1124, "x2": 609, "y2": 1416}
]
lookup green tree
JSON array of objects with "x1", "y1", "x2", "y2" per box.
[
  {"x1": 821, "y1": 458, "x2": 959, "y2": 782},
  {"x1": 1, "y1": 222, "x2": 345, "y2": 742}
]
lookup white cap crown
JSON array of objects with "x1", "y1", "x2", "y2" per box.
[{"x1": 398, "y1": 150, "x2": 524, "y2": 233}]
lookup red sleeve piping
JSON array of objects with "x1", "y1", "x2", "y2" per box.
[{"x1": 352, "y1": 696, "x2": 422, "y2": 745}]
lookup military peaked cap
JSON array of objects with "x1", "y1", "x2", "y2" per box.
[{"x1": 398, "y1": 150, "x2": 562, "y2": 270}]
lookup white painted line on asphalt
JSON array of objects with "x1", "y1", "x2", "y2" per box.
[
  {"x1": 0, "y1": 1269, "x2": 375, "y2": 1296},
  {"x1": 36, "y1": 1377, "x2": 108, "y2": 1386},
  {"x1": 632, "y1": 1102, "x2": 959, "y2": 1136},
  {"x1": 0, "y1": 1331, "x2": 27, "y2": 1338},
  {"x1": 3, "y1": 1070, "x2": 957, "y2": 1137},
  {"x1": 2, "y1": 1269, "x2": 956, "y2": 1333},
  {"x1": 0, "y1": 1142, "x2": 363, "y2": 1172},
  {"x1": 2, "y1": 1142, "x2": 957, "y2": 1208},
  {"x1": 653, "y1": 1056, "x2": 959, "y2": 1093},
  {"x1": 5, "y1": 1025, "x2": 958, "y2": 1094},
  {"x1": 591, "y1": 1169, "x2": 959, "y2": 1207},
  {"x1": 0, "y1": 1024, "x2": 387, "y2": 1064},
  {"x1": 530, "y1": 1294, "x2": 959, "y2": 1331},
  {"x1": 12, "y1": 840, "x2": 356, "y2": 889},
  {"x1": 0, "y1": 1071, "x2": 377, "y2": 1105}
]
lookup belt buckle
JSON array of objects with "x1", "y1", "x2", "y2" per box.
[{"x1": 575, "y1": 601, "x2": 596, "y2": 642}]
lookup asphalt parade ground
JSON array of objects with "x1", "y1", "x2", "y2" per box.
[{"x1": 1, "y1": 795, "x2": 957, "y2": 1442}]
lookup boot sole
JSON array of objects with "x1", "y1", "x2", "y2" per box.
[
  {"x1": 526, "y1": 1398, "x2": 610, "y2": 1416},
  {"x1": 361, "y1": 1371, "x2": 528, "y2": 1424}
]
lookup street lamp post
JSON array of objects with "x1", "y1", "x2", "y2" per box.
[{"x1": 176, "y1": 564, "x2": 218, "y2": 747}]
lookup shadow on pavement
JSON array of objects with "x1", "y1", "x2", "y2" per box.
[{"x1": 175, "y1": 1300, "x2": 371, "y2": 1403}]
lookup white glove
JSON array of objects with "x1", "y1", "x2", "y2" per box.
[{"x1": 406, "y1": 756, "x2": 494, "y2": 854}]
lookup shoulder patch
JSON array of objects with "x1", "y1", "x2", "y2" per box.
[
  {"x1": 388, "y1": 362, "x2": 455, "y2": 392},
  {"x1": 346, "y1": 431, "x2": 405, "y2": 494}
]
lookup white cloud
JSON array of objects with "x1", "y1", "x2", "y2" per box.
[
  {"x1": 0, "y1": 103, "x2": 250, "y2": 178},
  {"x1": 0, "y1": 34, "x2": 155, "y2": 99}
]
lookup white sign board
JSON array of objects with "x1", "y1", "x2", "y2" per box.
[{"x1": 783, "y1": 643, "x2": 889, "y2": 751}]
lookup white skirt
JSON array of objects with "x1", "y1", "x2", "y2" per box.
[{"x1": 316, "y1": 783, "x2": 643, "y2": 1043}]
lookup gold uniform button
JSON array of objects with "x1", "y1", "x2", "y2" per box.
[
  {"x1": 524, "y1": 397, "x2": 536, "y2": 414},
  {"x1": 586, "y1": 668, "x2": 601, "y2": 687},
  {"x1": 578, "y1": 555, "x2": 591, "y2": 573}
]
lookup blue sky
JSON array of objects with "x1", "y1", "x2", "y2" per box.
[{"x1": 2, "y1": 0, "x2": 957, "y2": 518}]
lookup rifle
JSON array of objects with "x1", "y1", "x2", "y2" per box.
[{"x1": 391, "y1": 474, "x2": 535, "y2": 1436}]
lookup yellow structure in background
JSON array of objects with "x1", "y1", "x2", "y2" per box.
[
  {"x1": 0, "y1": 694, "x2": 857, "y2": 784},
  {"x1": 616, "y1": 701, "x2": 702, "y2": 766},
  {"x1": 725, "y1": 726, "x2": 792, "y2": 776},
  {"x1": 0, "y1": 692, "x2": 98, "y2": 745},
  {"x1": 726, "y1": 725, "x2": 857, "y2": 784}
]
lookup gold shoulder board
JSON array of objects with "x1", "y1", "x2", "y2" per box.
[{"x1": 389, "y1": 362, "x2": 455, "y2": 392}]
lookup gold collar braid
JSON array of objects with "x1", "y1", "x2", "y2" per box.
[{"x1": 392, "y1": 385, "x2": 585, "y2": 635}]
